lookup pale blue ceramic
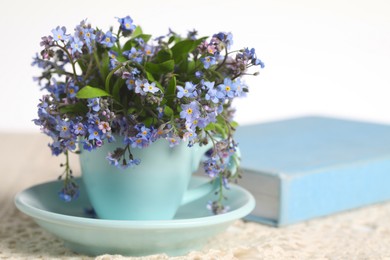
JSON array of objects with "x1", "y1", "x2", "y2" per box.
[
  {"x1": 80, "y1": 138, "x2": 215, "y2": 220},
  {"x1": 14, "y1": 176, "x2": 255, "y2": 256}
]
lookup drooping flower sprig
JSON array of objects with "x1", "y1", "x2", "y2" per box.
[{"x1": 32, "y1": 15, "x2": 264, "y2": 214}]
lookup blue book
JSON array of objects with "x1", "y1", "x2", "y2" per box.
[{"x1": 234, "y1": 116, "x2": 390, "y2": 226}]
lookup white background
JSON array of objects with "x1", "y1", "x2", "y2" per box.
[{"x1": 1, "y1": 0, "x2": 389, "y2": 132}]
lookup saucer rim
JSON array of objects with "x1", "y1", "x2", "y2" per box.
[{"x1": 15, "y1": 176, "x2": 255, "y2": 229}]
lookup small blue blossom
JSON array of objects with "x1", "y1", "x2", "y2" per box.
[
  {"x1": 144, "y1": 82, "x2": 160, "y2": 94},
  {"x1": 166, "y1": 136, "x2": 181, "y2": 147},
  {"x1": 88, "y1": 126, "x2": 102, "y2": 141},
  {"x1": 67, "y1": 83, "x2": 79, "y2": 99},
  {"x1": 200, "y1": 56, "x2": 216, "y2": 69},
  {"x1": 217, "y1": 78, "x2": 237, "y2": 99},
  {"x1": 100, "y1": 31, "x2": 116, "y2": 48},
  {"x1": 87, "y1": 98, "x2": 100, "y2": 112},
  {"x1": 57, "y1": 121, "x2": 71, "y2": 138},
  {"x1": 123, "y1": 47, "x2": 143, "y2": 63},
  {"x1": 195, "y1": 71, "x2": 203, "y2": 78},
  {"x1": 177, "y1": 82, "x2": 197, "y2": 99},
  {"x1": 51, "y1": 26, "x2": 68, "y2": 42},
  {"x1": 70, "y1": 37, "x2": 84, "y2": 55},
  {"x1": 73, "y1": 122, "x2": 86, "y2": 135},
  {"x1": 144, "y1": 45, "x2": 154, "y2": 56},
  {"x1": 135, "y1": 79, "x2": 149, "y2": 95},
  {"x1": 180, "y1": 101, "x2": 201, "y2": 122},
  {"x1": 117, "y1": 16, "x2": 136, "y2": 34},
  {"x1": 58, "y1": 181, "x2": 79, "y2": 202}
]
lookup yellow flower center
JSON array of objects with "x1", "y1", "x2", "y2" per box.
[
  {"x1": 125, "y1": 23, "x2": 130, "y2": 29},
  {"x1": 62, "y1": 126, "x2": 68, "y2": 131},
  {"x1": 187, "y1": 108, "x2": 193, "y2": 114},
  {"x1": 225, "y1": 86, "x2": 231, "y2": 92},
  {"x1": 105, "y1": 37, "x2": 111, "y2": 43}
]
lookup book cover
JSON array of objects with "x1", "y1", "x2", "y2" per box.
[{"x1": 234, "y1": 116, "x2": 390, "y2": 226}]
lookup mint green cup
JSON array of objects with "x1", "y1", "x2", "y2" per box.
[{"x1": 80, "y1": 138, "x2": 216, "y2": 220}]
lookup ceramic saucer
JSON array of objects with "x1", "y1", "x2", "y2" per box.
[{"x1": 14, "y1": 176, "x2": 255, "y2": 257}]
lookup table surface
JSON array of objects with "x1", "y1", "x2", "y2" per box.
[{"x1": 1, "y1": 133, "x2": 390, "y2": 259}]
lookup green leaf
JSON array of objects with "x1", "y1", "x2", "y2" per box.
[
  {"x1": 214, "y1": 123, "x2": 227, "y2": 138},
  {"x1": 165, "y1": 76, "x2": 177, "y2": 106},
  {"x1": 100, "y1": 52, "x2": 110, "y2": 80},
  {"x1": 204, "y1": 123, "x2": 216, "y2": 131},
  {"x1": 171, "y1": 37, "x2": 206, "y2": 63},
  {"x1": 76, "y1": 85, "x2": 111, "y2": 99},
  {"x1": 163, "y1": 106, "x2": 174, "y2": 117},
  {"x1": 112, "y1": 78, "x2": 125, "y2": 102},
  {"x1": 230, "y1": 121, "x2": 239, "y2": 129},
  {"x1": 59, "y1": 103, "x2": 88, "y2": 115},
  {"x1": 145, "y1": 60, "x2": 175, "y2": 75},
  {"x1": 131, "y1": 26, "x2": 143, "y2": 39},
  {"x1": 155, "y1": 49, "x2": 173, "y2": 63}
]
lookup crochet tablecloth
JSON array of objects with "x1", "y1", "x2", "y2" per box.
[{"x1": 1, "y1": 133, "x2": 390, "y2": 259}]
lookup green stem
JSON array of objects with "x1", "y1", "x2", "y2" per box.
[{"x1": 54, "y1": 43, "x2": 80, "y2": 84}]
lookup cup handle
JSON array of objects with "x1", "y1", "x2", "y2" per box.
[
  {"x1": 180, "y1": 146, "x2": 241, "y2": 206},
  {"x1": 180, "y1": 178, "x2": 219, "y2": 205}
]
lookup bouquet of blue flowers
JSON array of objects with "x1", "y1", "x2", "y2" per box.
[{"x1": 33, "y1": 15, "x2": 264, "y2": 213}]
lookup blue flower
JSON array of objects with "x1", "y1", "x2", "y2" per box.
[
  {"x1": 180, "y1": 101, "x2": 201, "y2": 122},
  {"x1": 58, "y1": 181, "x2": 79, "y2": 202},
  {"x1": 143, "y1": 45, "x2": 154, "y2": 56},
  {"x1": 203, "y1": 81, "x2": 221, "y2": 104},
  {"x1": 166, "y1": 136, "x2": 181, "y2": 147},
  {"x1": 200, "y1": 56, "x2": 216, "y2": 69},
  {"x1": 217, "y1": 78, "x2": 237, "y2": 99},
  {"x1": 177, "y1": 82, "x2": 197, "y2": 99},
  {"x1": 135, "y1": 79, "x2": 148, "y2": 96},
  {"x1": 88, "y1": 126, "x2": 102, "y2": 141},
  {"x1": 144, "y1": 82, "x2": 160, "y2": 94},
  {"x1": 123, "y1": 47, "x2": 143, "y2": 63},
  {"x1": 195, "y1": 71, "x2": 203, "y2": 78},
  {"x1": 117, "y1": 16, "x2": 136, "y2": 34},
  {"x1": 57, "y1": 121, "x2": 71, "y2": 138},
  {"x1": 100, "y1": 31, "x2": 116, "y2": 48},
  {"x1": 51, "y1": 26, "x2": 68, "y2": 42},
  {"x1": 87, "y1": 98, "x2": 100, "y2": 112},
  {"x1": 70, "y1": 37, "x2": 84, "y2": 55},
  {"x1": 67, "y1": 83, "x2": 79, "y2": 99},
  {"x1": 73, "y1": 122, "x2": 86, "y2": 135}
]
